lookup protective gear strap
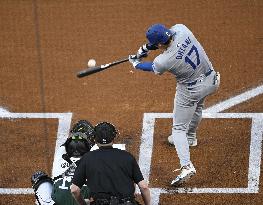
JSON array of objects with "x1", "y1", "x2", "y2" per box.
[{"x1": 135, "y1": 62, "x2": 154, "y2": 72}]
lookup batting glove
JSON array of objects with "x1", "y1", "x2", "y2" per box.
[
  {"x1": 137, "y1": 44, "x2": 149, "y2": 58},
  {"x1": 129, "y1": 55, "x2": 141, "y2": 68}
]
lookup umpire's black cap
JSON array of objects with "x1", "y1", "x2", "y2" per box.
[{"x1": 94, "y1": 122, "x2": 117, "y2": 144}]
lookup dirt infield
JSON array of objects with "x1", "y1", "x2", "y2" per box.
[{"x1": 0, "y1": 0, "x2": 262, "y2": 204}]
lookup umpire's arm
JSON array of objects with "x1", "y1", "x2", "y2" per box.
[
  {"x1": 132, "y1": 154, "x2": 151, "y2": 205},
  {"x1": 137, "y1": 180, "x2": 151, "y2": 205},
  {"x1": 71, "y1": 184, "x2": 87, "y2": 205},
  {"x1": 71, "y1": 156, "x2": 89, "y2": 205}
]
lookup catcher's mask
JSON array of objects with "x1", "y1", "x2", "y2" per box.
[
  {"x1": 94, "y1": 122, "x2": 118, "y2": 144},
  {"x1": 63, "y1": 132, "x2": 94, "y2": 157},
  {"x1": 31, "y1": 170, "x2": 53, "y2": 191},
  {"x1": 62, "y1": 120, "x2": 95, "y2": 157}
]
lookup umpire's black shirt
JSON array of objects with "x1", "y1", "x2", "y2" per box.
[{"x1": 72, "y1": 146, "x2": 144, "y2": 199}]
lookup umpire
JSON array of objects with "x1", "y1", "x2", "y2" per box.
[{"x1": 71, "y1": 122, "x2": 151, "y2": 205}]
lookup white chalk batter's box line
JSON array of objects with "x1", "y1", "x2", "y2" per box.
[
  {"x1": 0, "y1": 112, "x2": 262, "y2": 197},
  {"x1": 0, "y1": 112, "x2": 73, "y2": 195},
  {"x1": 138, "y1": 112, "x2": 263, "y2": 204},
  {"x1": 0, "y1": 112, "x2": 126, "y2": 195}
]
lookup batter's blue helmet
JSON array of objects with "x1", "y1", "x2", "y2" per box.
[{"x1": 146, "y1": 24, "x2": 172, "y2": 46}]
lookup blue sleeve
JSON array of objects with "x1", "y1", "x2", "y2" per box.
[{"x1": 135, "y1": 62, "x2": 154, "y2": 72}]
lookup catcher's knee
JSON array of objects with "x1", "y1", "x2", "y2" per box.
[{"x1": 31, "y1": 171, "x2": 55, "y2": 205}]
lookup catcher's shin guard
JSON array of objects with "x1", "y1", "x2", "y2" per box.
[
  {"x1": 34, "y1": 181, "x2": 55, "y2": 205},
  {"x1": 31, "y1": 171, "x2": 55, "y2": 205}
]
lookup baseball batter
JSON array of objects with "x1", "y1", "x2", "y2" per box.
[{"x1": 129, "y1": 23, "x2": 220, "y2": 186}]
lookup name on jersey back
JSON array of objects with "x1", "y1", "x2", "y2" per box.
[{"x1": 176, "y1": 37, "x2": 191, "y2": 59}]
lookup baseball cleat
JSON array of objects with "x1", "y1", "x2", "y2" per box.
[
  {"x1": 188, "y1": 137, "x2": 197, "y2": 147},
  {"x1": 167, "y1": 135, "x2": 197, "y2": 147},
  {"x1": 167, "y1": 135, "x2": 174, "y2": 145},
  {"x1": 171, "y1": 163, "x2": 196, "y2": 187}
]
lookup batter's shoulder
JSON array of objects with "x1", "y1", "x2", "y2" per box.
[
  {"x1": 170, "y1": 24, "x2": 190, "y2": 32},
  {"x1": 153, "y1": 53, "x2": 172, "y2": 75}
]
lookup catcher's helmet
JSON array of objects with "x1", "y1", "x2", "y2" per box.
[
  {"x1": 146, "y1": 24, "x2": 172, "y2": 46},
  {"x1": 94, "y1": 122, "x2": 118, "y2": 144},
  {"x1": 70, "y1": 120, "x2": 95, "y2": 138},
  {"x1": 31, "y1": 170, "x2": 53, "y2": 191},
  {"x1": 62, "y1": 120, "x2": 95, "y2": 157}
]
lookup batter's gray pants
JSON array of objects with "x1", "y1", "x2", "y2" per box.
[{"x1": 172, "y1": 70, "x2": 220, "y2": 167}]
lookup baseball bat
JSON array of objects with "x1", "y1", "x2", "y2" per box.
[{"x1": 77, "y1": 57, "x2": 129, "y2": 78}]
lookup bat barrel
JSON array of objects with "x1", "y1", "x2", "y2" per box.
[
  {"x1": 77, "y1": 66, "x2": 107, "y2": 78},
  {"x1": 77, "y1": 71, "x2": 86, "y2": 78},
  {"x1": 76, "y1": 57, "x2": 129, "y2": 78},
  {"x1": 77, "y1": 70, "x2": 90, "y2": 78}
]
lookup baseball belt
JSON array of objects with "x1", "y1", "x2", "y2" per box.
[
  {"x1": 92, "y1": 196, "x2": 138, "y2": 205},
  {"x1": 187, "y1": 69, "x2": 214, "y2": 86}
]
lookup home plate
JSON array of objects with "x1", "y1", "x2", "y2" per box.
[{"x1": 91, "y1": 144, "x2": 126, "y2": 151}]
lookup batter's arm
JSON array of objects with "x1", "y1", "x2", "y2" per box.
[
  {"x1": 137, "y1": 44, "x2": 159, "y2": 58},
  {"x1": 135, "y1": 62, "x2": 154, "y2": 72},
  {"x1": 128, "y1": 55, "x2": 154, "y2": 72},
  {"x1": 129, "y1": 55, "x2": 163, "y2": 74},
  {"x1": 136, "y1": 61, "x2": 164, "y2": 75}
]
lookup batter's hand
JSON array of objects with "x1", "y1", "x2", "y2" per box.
[
  {"x1": 129, "y1": 55, "x2": 141, "y2": 68},
  {"x1": 137, "y1": 44, "x2": 149, "y2": 58}
]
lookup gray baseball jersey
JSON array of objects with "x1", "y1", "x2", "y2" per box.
[
  {"x1": 151, "y1": 24, "x2": 220, "y2": 168},
  {"x1": 153, "y1": 24, "x2": 213, "y2": 84}
]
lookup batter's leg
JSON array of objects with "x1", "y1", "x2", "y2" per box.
[
  {"x1": 187, "y1": 98, "x2": 205, "y2": 146},
  {"x1": 172, "y1": 101, "x2": 197, "y2": 167}
]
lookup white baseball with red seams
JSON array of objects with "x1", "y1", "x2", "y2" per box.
[{"x1": 87, "y1": 59, "x2": 96, "y2": 67}]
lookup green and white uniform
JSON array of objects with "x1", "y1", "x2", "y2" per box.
[{"x1": 52, "y1": 176, "x2": 90, "y2": 205}]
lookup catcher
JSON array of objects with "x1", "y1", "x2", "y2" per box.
[{"x1": 31, "y1": 120, "x2": 95, "y2": 205}]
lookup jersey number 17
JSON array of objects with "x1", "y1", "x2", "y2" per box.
[{"x1": 185, "y1": 45, "x2": 200, "y2": 70}]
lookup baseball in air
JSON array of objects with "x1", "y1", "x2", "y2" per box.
[{"x1": 87, "y1": 59, "x2": 96, "y2": 67}]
